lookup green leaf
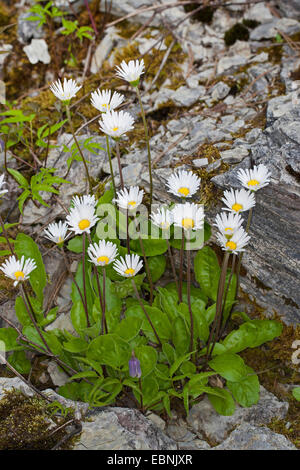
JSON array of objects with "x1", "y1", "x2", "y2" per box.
[
  {"x1": 15, "y1": 296, "x2": 31, "y2": 326},
  {"x1": 70, "y1": 301, "x2": 87, "y2": 333},
  {"x1": 87, "y1": 334, "x2": 131, "y2": 369},
  {"x1": 125, "y1": 304, "x2": 172, "y2": 343},
  {"x1": 227, "y1": 365, "x2": 260, "y2": 407},
  {"x1": 15, "y1": 233, "x2": 46, "y2": 303},
  {"x1": 130, "y1": 238, "x2": 168, "y2": 257},
  {"x1": 23, "y1": 326, "x2": 62, "y2": 355},
  {"x1": 7, "y1": 168, "x2": 29, "y2": 188},
  {"x1": 97, "y1": 186, "x2": 114, "y2": 205},
  {"x1": 8, "y1": 350, "x2": 31, "y2": 374},
  {"x1": 223, "y1": 320, "x2": 283, "y2": 354},
  {"x1": 0, "y1": 328, "x2": 19, "y2": 351},
  {"x1": 172, "y1": 316, "x2": 190, "y2": 355},
  {"x1": 140, "y1": 376, "x2": 159, "y2": 406},
  {"x1": 209, "y1": 352, "x2": 248, "y2": 382},
  {"x1": 113, "y1": 317, "x2": 142, "y2": 342},
  {"x1": 135, "y1": 345, "x2": 158, "y2": 378},
  {"x1": 147, "y1": 255, "x2": 166, "y2": 283},
  {"x1": 63, "y1": 337, "x2": 89, "y2": 353},
  {"x1": 292, "y1": 387, "x2": 300, "y2": 401},
  {"x1": 194, "y1": 246, "x2": 220, "y2": 301},
  {"x1": 67, "y1": 235, "x2": 82, "y2": 253},
  {"x1": 169, "y1": 351, "x2": 194, "y2": 377},
  {"x1": 207, "y1": 387, "x2": 235, "y2": 416}
]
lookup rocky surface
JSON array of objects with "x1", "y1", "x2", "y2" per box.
[
  {"x1": 187, "y1": 386, "x2": 289, "y2": 444},
  {"x1": 0, "y1": 378, "x2": 295, "y2": 450},
  {"x1": 212, "y1": 107, "x2": 300, "y2": 325},
  {"x1": 214, "y1": 423, "x2": 297, "y2": 450}
]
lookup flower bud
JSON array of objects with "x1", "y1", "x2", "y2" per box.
[{"x1": 129, "y1": 353, "x2": 141, "y2": 378}]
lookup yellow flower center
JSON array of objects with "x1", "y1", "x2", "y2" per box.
[
  {"x1": 247, "y1": 179, "x2": 259, "y2": 187},
  {"x1": 14, "y1": 271, "x2": 25, "y2": 280},
  {"x1": 128, "y1": 201, "x2": 136, "y2": 208},
  {"x1": 160, "y1": 222, "x2": 170, "y2": 230},
  {"x1": 125, "y1": 268, "x2": 135, "y2": 276},
  {"x1": 178, "y1": 187, "x2": 190, "y2": 197},
  {"x1": 78, "y1": 219, "x2": 90, "y2": 230},
  {"x1": 182, "y1": 218, "x2": 195, "y2": 229},
  {"x1": 102, "y1": 103, "x2": 107, "y2": 108},
  {"x1": 58, "y1": 236, "x2": 63, "y2": 243},
  {"x1": 113, "y1": 126, "x2": 119, "y2": 132},
  {"x1": 97, "y1": 256, "x2": 109, "y2": 265},
  {"x1": 232, "y1": 203, "x2": 243, "y2": 212},
  {"x1": 226, "y1": 241, "x2": 237, "y2": 251}
]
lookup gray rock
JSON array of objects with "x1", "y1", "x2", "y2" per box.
[
  {"x1": 90, "y1": 27, "x2": 121, "y2": 73},
  {"x1": 211, "y1": 82, "x2": 231, "y2": 101},
  {"x1": 245, "y1": 128, "x2": 262, "y2": 143},
  {"x1": 277, "y1": 0, "x2": 300, "y2": 20},
  {"x1": 193, "y1": 158, "x2": 209, "y2": 168},
  {"x1": 220, "y1": 146, "x2": 249, "y2": 163},
  {"x1": 18, "y1": 12, "x2": 44, "y2": 44},
  {"x1": 0, "y1": 377, "x2": 35, "y2": 400},
  {"x1": 74, "y1": 407, "x2": 177, "y2": 450},
  {"x1": 217, "y1": 55, "x2": 247, "y2": 75},
  {"x1": 178, "y1": 439, "x2": 211, "y2": 450},
  {"x1": 22, "y1": 133, "x2": 106, "y2": 224},
  {"x1": 214, "y1": 423, "x2": 297, "y2": 450},
  {"x1": 267, "y1": 93, "x2": 295, "y2": 123},
  {"x1": 23, "y1": 39, "x2": 51, "y2": 64},
  {"x1": 0, "y1": 300, "x2": 17, "y2": 329},
  {"x1": 212, "y1": 107, "x2": 300, "y2": 324},
  {"x1": 244, "y1": 3, "x2": 274, "y2": 23},
  {"x1": 172, "y1": 85, "x2": 205, "y2": 107},
  {"x1": 250, "y1": 18, "x2": 300, "y2": 41},
  {"x1": 47, "y1": 361, "x2": 69, "y2": 387},
  {"x1": 187, "y1": 386, "x2": 289, "y2": 444}
]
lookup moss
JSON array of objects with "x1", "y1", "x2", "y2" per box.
[
  {"x1": 257, "y1": 44, "x2": 283, "y2": 64},
  {"x1": 116, "y1": 20, "x2": 144, "y2": 39},
  {"x1": 239, "y1": 322, "x2": 300, "y2": 448},
  {"x1": 183, "y1": 4, "x2": 215, "y2": 24},
  {"x1": 224, "y1": 23, "x2": 250, "y2": 46},
  {"x1": 242, "y1": 18, "x2": 260, "y2": 29},
  {"x1": 0, "y1": 3, "x2": 11, "y2": 27},
  {"x1": 0, "y1": 389, "x2": 77, "y2": 450},
  {"x1": 181, "y1": 144, "x2": 228, "y2": 207}
]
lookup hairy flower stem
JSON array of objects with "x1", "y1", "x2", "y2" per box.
[
  {"x1": 115, "y1": 140, "x2": 124, "y2": 190},
  {"x1": 178, "y1": 229, "x2": 185, "y2": 303},
  {"x1": 82, "y1": 233, "x2": 90, "y2": 328},
  {"x1": 235, "y1": 208, "x2": 253, "y2": 297},
  {"x1": 186, "y1": 248, "x2": 194, "y2": 354},
  {"x1": 131, "y1": 280, "x2": 162, "y2": 347},
  {"x1": 206, "y1": 252, "x2": 230, "y2": 360},
  {"x1": 102, "y1": 268, "x2": 107, "y2": 334},
  {"x1": 83, "y1": 0, "x2": 98, "y2": 36},
  {"x1": 136, "y1": 87, "x2": 153, "y2": 206},
  {"x1": 20, "y1": 285, "x2": 52, "y2": 354},
  {"x1": 106, "y1": 135, "x2": 116, "y2": 197},
  {"x1": 134, "y1": 218, "x2": 153, "y2": 304},
  {"x1": 126, "y1": 209, "x2": 130, "y2": 254},
  {"x1": 61, "y1": 246, "x2": 89, "y2": 321},
  {"x1": 220, "y1": 254, "x2": 237, "y2": 337},
  {"x1": 66, "y1": 105, "x2": 93, "y2": 192},
  {"x1": 166, "y1": 239, "x2": 179, "y2": 294}
]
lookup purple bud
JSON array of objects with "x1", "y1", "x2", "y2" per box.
[{"x1": 129, "y1": 354, "x2": 141, "y2": 378}]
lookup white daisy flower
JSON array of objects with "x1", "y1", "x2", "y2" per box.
[
  {"x1": 113, "y1": 254, "x2": 143, "y2": 278},
  {"x1": 99, "y1": 110, "x2": 134, "y2": 139},
  {"x1": 44, "y1": 221, "x2": 70, "y2": 244},
  {"x1": 50, "y1": 78, "x2": 81, "y2": 102},
  {"x1": 236, "y1": 164, "x2": 271, "y2": 192},
  {"x1": 222, "y1": 188, "x2": 255, "y2": 214},
  {"x1": 91, "y1": 89, "x2": 125, "y2": 113},
  {"x1": 71, "y1": 194, "x2": 97, "y2": 208},
  {"x1": 173, "y1": 202, "x2": 204, "y2": 231},
  {"x1": 115, "y1": 59, "x2": 145, "y2": 86},
  {"x1": 217, "y1": 227, "x2": 250, "y2": 255},
  {"x1": 214, "y1": 212, "x2": 243, "y2": 238},
  {"x1": 66, "y1": 203, "x2": 99, "y2": 235},
  {"x1": 0, "y1": 255, "x2": 36, "y2": 287},
  {"x1": 87, "y1": 240, "x2": 118, "y2": 267},
  {"x1": 166, "y1": 170, "x2": 200, "y2": 198},
  {"x1": 113, "y1": 186, "x2": 144, "y2": 211},
  {"x1": 150, "y1": 207, "x2": 173, "y2": 230},
  {"x1": 0, "y1": 174, "x2": 8, "y2": 197}
]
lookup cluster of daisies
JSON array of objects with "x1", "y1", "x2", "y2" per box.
[
  {"x1": 214, "y1": 164, "x2": 271, "y2": 254},
  {"x1": 49, "y1": 59, "x2": 144, "y2": 140}
]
